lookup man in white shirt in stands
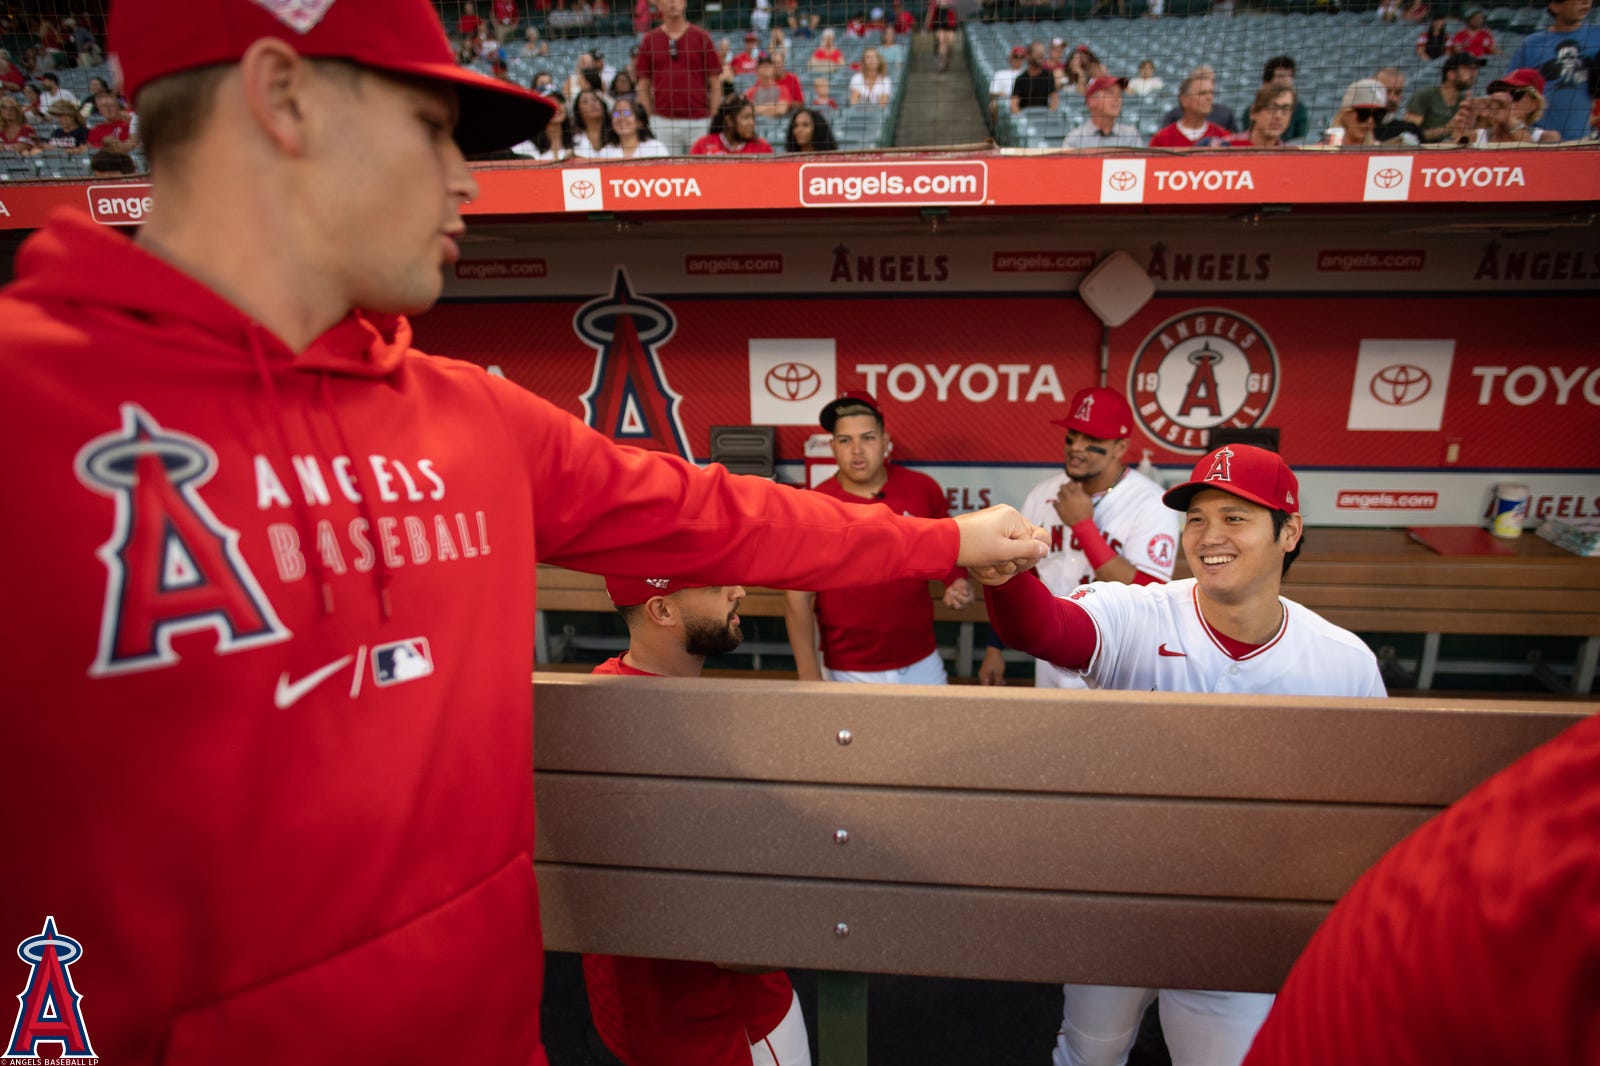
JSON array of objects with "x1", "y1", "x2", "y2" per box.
[
  {"x1": 989, "y1": 44, "x2": 1027, "y2": 122},
  {"x1": 1064, "y1": 75, "x2": 1142, "y2": 148}
]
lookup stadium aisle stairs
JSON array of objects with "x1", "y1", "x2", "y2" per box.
[{"x1": 894, "y1": 34, "x2": 991, "y2": 147}]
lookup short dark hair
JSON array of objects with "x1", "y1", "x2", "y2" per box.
[
  {"x1": 1270, "y1": 509, "x2": 1303, "y2": 576},
  {"x1": 1262, "y1": 55, "x2": 1296, "y2": 83},
  {"x1": 89, "y1": 149, "x2": 137, "y2": 176}
]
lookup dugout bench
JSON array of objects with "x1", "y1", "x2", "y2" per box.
[
  {"x1": 534, "y1": 527, "x2": 1600, "y2": 692},
  {"x1": 532, "y1": 676, "x2": 1594, "y2": 1064}
]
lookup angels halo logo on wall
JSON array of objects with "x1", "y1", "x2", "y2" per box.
[{"x1": 1127, "y1": 308, "x2": 1279, "y2": 454}]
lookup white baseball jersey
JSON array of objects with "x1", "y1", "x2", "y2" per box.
[
  {"x1": 1069, "y1": 578, "x2": 1386, "y2": 697},
  {"x1": 1019, "y1": 466, "x2": 1179, "y2": 688}
]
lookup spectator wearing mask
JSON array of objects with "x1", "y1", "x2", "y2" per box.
[
  {"x1": 784, "y1": 105, "x2": 838, "y2": 151},
  {"x1": 1260, "y1": 55, "x2": 1308, "y2": 141},
  {"x1": 1227, "y1": 83, "x2": 1296, "y2": 146},
  {"x1": 691, "y1": 95, "x2": 774, "y2": 153},
  {"x1": 1405, "y1": 52, "x2": 1481, "y2": 142},
  {"x1": 1504, "y1": 0, "x2": 1600, "y2": 142},
  {"x1": 1150, "y1": 71, "x2": 1231, "y2": 145},
  {"x1": 636, "y1": 0, "x2": 723, "y2": 155},
  {"x1": 1010, "y1": 42, "x2": 1060, "y2": 112},
  {"x1": 1063, "y1": 75, "x2": 1142, "y2": 147}
]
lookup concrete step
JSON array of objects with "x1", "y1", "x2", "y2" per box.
[{"x1": 894, "y1": 34, "x2": 991, "y2": 148}]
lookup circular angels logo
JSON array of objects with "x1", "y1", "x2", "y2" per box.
[{"x1": 1127, "y1": 308, "x2": 1279, "y2": 455}]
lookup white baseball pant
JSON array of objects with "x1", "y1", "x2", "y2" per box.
[{"x1": 1050, "y1": 985, "x2": 1274, "y2": 1066}]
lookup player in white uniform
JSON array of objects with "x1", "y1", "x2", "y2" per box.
[
  {"x1": 979, "y1": 387, "x2": 1179, "y2": 688},
  {"x1": 978, "y1": 444, "x2": 1385, "y2": 1066}
]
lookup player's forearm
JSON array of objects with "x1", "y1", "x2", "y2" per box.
[
  {"x1": 985, "y1": 570, "x2": 1095, "y2": 670},
  {"x1": 784, "y1": 603, "x2": 825, "y2": 680},
  {"x1": 637, "y1": 76, "x2": 653, "y2": 113}
]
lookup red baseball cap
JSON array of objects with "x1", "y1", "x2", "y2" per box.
[
  {"x1": 1010, "y1": 45, "x2": 1028, "y2": 58},
  {"x1": 1085, "y1": 74, "x2": 1129, "y2": 97},
  {"x1": 1162, "y1": 444, "x2": 1299, "y2": 513},
  {"x1": 820, "y1": 390, "x2": 883, "y2": 432},
  {"x1": 109, "y1": 0, "x2": 554, "y2": 153},
  {"x1": 1050, "y1": 386, "x2": 1134, "y2": 440},
  {"x1": 604, "y1": 576, "x2": 707, "y2": 607},
  {"x1": 1487, "y1": 68, "x2": 1546, "y2": 95}
]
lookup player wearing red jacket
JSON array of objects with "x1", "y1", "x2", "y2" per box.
[
  {"x1": 0, "y1": 2, "x2": 1047, "y2": 1063},
  {"x1": 584, "y1": 576, "x2": 810, "y2": 1066},
  {"x1": 785, "y1": 392, "x2": 974, "y2": 684}
]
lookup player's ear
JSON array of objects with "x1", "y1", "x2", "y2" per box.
[
  {"x1": 643, "y1": 595, "x2": 677, "y2": 627},
  {"x1": 1110, "y1": 438, "x2": 1130, "y2": 462},
  {"x1": 238, "y1": 37, "x2": 318, "y2": 157},
  {"x1": 1278, "y1": 512, "x2": 1303, "y2": 552}
]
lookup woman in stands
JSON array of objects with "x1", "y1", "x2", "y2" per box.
[
  {"x1": 602, "y1": 99, "x2": 670, "y2": 157},
  {"x1": 1415, "y1": 14, "x2": 1449, "y2": 59},
  {"x1": 77, "y1": 75, "x2": 112, "y2": 122},
  {"x1": 570, "y1": 87, "x2": 613, "y2": 158},
  {"x1": 784, "y1": 106, "x2": 838, "y2": 151},
  {"x1": 514, "y1": 89, "x2": 574, "y2": 160},
  {"x1": 0, "y1": 95, "x2": 37, "y2": 153},
  {"x1": 1059, "y1": 45, "x2": 1102, "y2": 96},
  {"x1": 20, "y1": 83, "x2": 46, "y2": 128},
  {"x1": 849, "y1": 47, "x2": 893, "y2": 106},
  {"x1": 609, "y1": 70, "x2": 638, "y2": 103},
  {"x1": 691, "y1": 95, "x2": 775, "y2": 153},
  {"x1": 1229, "y1": 85, "x2": 1296, "y2": 147},
  {"x1": 809, "y1": 28, "x2": 844, "y2": 73},
  {"x1": 42, "y1": 99, "x2": 87, "y2": 153},
  {"x1": 1483, "y1": 69, "x2": 1562, "y2": 143}
]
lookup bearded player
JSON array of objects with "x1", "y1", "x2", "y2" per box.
[
  {"x1": 980, "y1": 387, "x2": 1178, "y2": 687},
  {"x1": 978, "y1": 444, "x2": 1385, "y2": 1066},
  {"x1": 785, "y1": 391, "x2": 974, "y2": 684},
  {"x1": 584, "y1": 577, "x2": 810, "y2": 1066}
]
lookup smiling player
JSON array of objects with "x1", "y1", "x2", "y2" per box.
[{"x1": 978, "y1": 443, "x2": 1385, "y2": 1066}]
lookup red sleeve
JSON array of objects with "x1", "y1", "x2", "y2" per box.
[
  {"x1": 1130, "y1": 570, "x2": 1164, "y2": 586},
  {"x1": 983, "y1": 570, "x2": 1098, "y2": 671},
  {"x1": 636, "y1": 38, "x2": 656, "y2": 80},
  {"x1": 483, "y1": 376, "x2": 960, "y2": 591}
]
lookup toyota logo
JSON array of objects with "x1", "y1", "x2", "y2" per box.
[
  {"x1": 1372, "y1": 167, "x2": 1404, "y2": 190},
  {"x1": 568, "y1": 179, "x2": 596, "y2": 198},
  {"x1": 1108, "y1": 170, "x2": 1138, "y2": 191},
  {"x1": 1371, "y1": 364, "x2": 1431, "y2": 405},
  {"x1": 764, "y1": 362, "x2": 822, "y2": 401}
]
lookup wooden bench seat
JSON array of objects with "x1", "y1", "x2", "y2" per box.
[{"x1": 532, "y1": 676, "x2": 1593, "y2": 1058}]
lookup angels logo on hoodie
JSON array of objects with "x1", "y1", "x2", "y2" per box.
[
  {"x1": 574, "y1": 269, "x2": 692, "y2": 459},
  {"x1": 74, "y1": 403, "x2": 290, "y2": 676}
]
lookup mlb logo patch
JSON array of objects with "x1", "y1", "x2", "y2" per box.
[{"x1": 373, "y1": 638, "x2": 435, "y2": 687}]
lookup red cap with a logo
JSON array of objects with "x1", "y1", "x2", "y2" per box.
[
  {"x1": 1162, "y1": 444, "x2": 1299, "y2": 513},
  {"x1": 604, "y1": 576, "x2": 707, "y2": 607},
  {"x1": 1488, "y1": 68, "x2": 1546, "y2": 95},
  {"x1": 820, "y1": 390, "x2": 883, "y2": 432},
  {"x1": 1051, "y1": 386, "x2": 1134, "y2": 440},
  {"x1": 109, "y1": 0, "x2": 554, "y2": 153},
  {"x1": 1085, "y1": 75, "x2": 1129, "y2": 97}
]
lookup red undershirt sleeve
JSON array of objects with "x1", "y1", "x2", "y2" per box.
[
  {"x1": 1070, "y1": 518, "x2": 1117, "y2": 571},
  {"x1": 1131, "y1": 570, "x2": 1164, "y2": 586},
  {"x1": 983, "y1": 570, "x2": 1098, "y2": 672}
]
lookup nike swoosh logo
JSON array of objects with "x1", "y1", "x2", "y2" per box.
[
  {"x1": 274, "y1": 655, "x2": 355, "y2": 710},
  {"x1": 1158, "y1": 644, "x2": 1186, "y2": 657}
]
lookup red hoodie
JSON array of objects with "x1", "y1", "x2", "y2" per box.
[{"x1": 0, "y1": 211, "x2": 959, "y2": 1065}]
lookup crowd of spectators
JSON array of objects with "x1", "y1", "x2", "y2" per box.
[{"x1": 0, "y1": 12, "x2": 144, "y2": 171}]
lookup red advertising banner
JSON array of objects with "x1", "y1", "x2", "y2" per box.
[
  {"x1": 411, "y1": 275, "x2": 1598, "y2": 474},
  {"x1": 4, "y1": 149, "x2": 1598, "y2": 231}
]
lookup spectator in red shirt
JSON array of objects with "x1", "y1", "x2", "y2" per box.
[
  {"x1": 491, "y1": 0, "x2": 518, "y2": 42},
  {"x1": 0, "y1": 95, "x2": 36, "y2": 152},
  {"x1": 772, "y1": 47, "x2": 805, "y2": 101},
  {"x1": 892, "y1": 0, "x2": 917, "y2": 34},
  {"x1": 730, "y1": 31, "x2": 763, "y2": 74},
  {"x1": 86, "y1": 92, "x2": 137, "y2": 153},
  {"x1": 809, "y1": 75, "x2": 838, "y2": 110},
  {"x1": 1449, "y1": 9, "x2": 1496, "y2": 56},
  {"x1": 636, "y1": 0, "x2": 723, "y2": 155},
  {"x1": 456, "y1": 1, "x2": 482, "y2": 39},
  {"x1": 1149, "y1": 72, "x2": 1231, "y2": 146},
  {"x1": 0, "y1": 49, "x2": 24, "y2": 92},
  {"x1": 691, "y1": 95, "x2": 774, "y2": 153},
  {"x1": 809, "y1": 28, "x2": 844, "y2": 73}
]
